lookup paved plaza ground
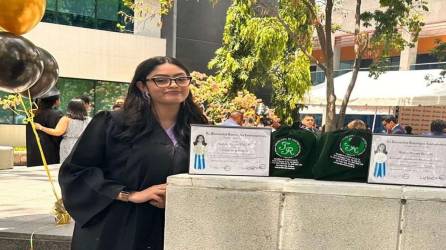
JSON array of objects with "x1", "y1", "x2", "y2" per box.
[{"x1": 0, "y1": 165, "x2": 73, "y2": 249}]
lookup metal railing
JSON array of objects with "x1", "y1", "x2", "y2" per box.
[{"x1": 311, "y1": 62, "x2": 446, "y2": 85}]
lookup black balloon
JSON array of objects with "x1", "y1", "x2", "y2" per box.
[
  {"x1": 21, "y1": 47, "x2": 59, "y2": 98},
  {"x1": 0, "y1": 32, "x2": 43, "y2": 93}
]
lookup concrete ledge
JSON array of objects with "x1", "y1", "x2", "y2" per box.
[
  {"x1": 402, "y1": 185, "x2": 446, "y2": 201},
  {"x1": 284, "y1": 178, "x2": 403, "y2": 198},
  {"x1": 165, "y1": 174, "x2": 289, "y2": 250},
  {"x1": 0, "y1": 214, "x2": 72, "y2": 250},
  {"x1": 165, "y1": 174, "x2": 446, "y2": 250},
  {"x1": 0, "y1": 146, "x2": 13, "y2": 170},
  {"x1": 168, "y1": 173, "x2": 291, "y2": 192}
]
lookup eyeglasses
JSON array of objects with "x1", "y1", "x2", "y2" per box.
[{"x1": 147, "y1": 76, "x2": 192, "y2": 88}]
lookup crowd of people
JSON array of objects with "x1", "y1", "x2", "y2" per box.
[
  {"x1": 218, "y1": 108, "x2": 446, "y2": 137},
  {"x1": 26, "y1": 91, "x2": 125, "y2": 167}
]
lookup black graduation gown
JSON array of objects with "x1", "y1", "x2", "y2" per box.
[
  {"x1": 26, "y1": 108, "x2": 63, "y2": 167},
  {"x1": 59, "y1": 111, "x2": 190, "y2": 250}
]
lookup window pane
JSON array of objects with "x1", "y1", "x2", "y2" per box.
[
  {"x1": 47, "y1": 0, "x2": 57, "y2": 11},
  {"x1": 97, "y1": 0, "x2": 120, "y2": 21},
  {"x1": 42, "y1": 10, "x2": 58, "y2": 24},
  {"x1": 96, "y1": 19, "x2": 118, "y2": 31},
  {"x1": 94, "y1": 81, "x2": 128, "y2": 112},
  {"x1": 55, "y1": 13, "x2": 97, "y2": 29},
  {"x1": 58, "y1": 0, "x2": 95, "y2": 17},
  {"x1": 56, "y1": 78, "x2": 95, "y2": 114}
]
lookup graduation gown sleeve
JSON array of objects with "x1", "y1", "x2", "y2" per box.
[{"x1": 58, "y1": 111, "x2": 125, "y2": 227}]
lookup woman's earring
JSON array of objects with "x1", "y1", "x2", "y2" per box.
[{"x1": 143, "y1": 91, "x2": 151, "y2": 104}]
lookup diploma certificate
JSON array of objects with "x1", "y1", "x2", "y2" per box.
[
  {"x1": 368, "y1": 134, "x2": 446, "y2": 187},
  {"x1": 189, "y1": 125, "x2": 271, "y2": 176}
]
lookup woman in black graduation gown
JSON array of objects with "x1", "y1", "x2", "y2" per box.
[
  {"x1": 26, "y1": 90, "x2": 63, "y2": 167},
  {"x1": 59, "y1": 56, "x2": 208, "y2": 250}
]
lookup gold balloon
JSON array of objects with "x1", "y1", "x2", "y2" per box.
[{"x1": 0, "y1": 0, "x2": 46, "y2": 35}]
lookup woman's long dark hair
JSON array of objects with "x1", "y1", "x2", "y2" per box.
[
  {"x1": 117, "y1": 56, "x2": 208, "y2": 145},
  {"x1": 66, "y1": 99, "x2": 88, "y2": 120}
]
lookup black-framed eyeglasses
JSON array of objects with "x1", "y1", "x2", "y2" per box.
[{"x1": 146, "y1": 76, "x2": 192, "y2": 88}]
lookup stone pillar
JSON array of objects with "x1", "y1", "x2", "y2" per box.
[{"x1": 399, "y1": 29, "x2": 418, "y2": 70}]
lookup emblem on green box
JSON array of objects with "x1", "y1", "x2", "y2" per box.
[
  {"x1": 340, "y1": 135, "x2": 367, "y2": 156},
  {"x1": 275, "y1": 138, "x2": 301, "y2": 158}
]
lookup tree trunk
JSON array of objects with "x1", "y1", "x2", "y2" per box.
[
  {"x1": 325, "y1": 68, "x2": 337, "y2": 132},
  {"x1": 323, "y1": 0, "x2": 337, "y2": 132},
  {"x1": 336, "y1": 64, "x2": 360, "y2": 129},
  {"x1": 336, "y1": 0, "x2": 362, "y2": 129}
]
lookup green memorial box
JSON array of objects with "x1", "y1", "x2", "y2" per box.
[{"x1": 312, "y1": 129, "x2": 372, "y2": 182}]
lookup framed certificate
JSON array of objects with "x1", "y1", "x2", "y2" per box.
[
  {"x1": 189, "y1": 125, "x2": 271, "y2": 176},
  {"x1": 368, "y1": 134, "x2": 446, "y2": 187}
]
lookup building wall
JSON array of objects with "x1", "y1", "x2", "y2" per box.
[
  {"x1": 23, "y1": 22, "x2": 166, "y2": 83},
  {"x1": 162, "y1": 0, "x2": 231, "y2": 73},
  {"x1": 333, "y1": 0, "x2": 445, "y2": 32}
]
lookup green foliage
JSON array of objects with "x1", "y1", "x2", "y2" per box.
[
  {"x1": 361, "y1": 0, "x2": 427, "y2": 78},
  {"x1": 190, "y1": 71, "x2": 264, "y2": 124},
  {"x1": 428, "y1": 39, "x2": 446, "y2": 81},
  {"x1": 94, "y1": 81, "x2": 128, "y2": 112},
  {"x1": 208, "y1": 0, "x2": 313, "y2": 121},
  {"x1": 431, "y1": 39, "x2": 446, "y2": 62}
]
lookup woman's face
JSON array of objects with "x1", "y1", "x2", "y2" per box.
[
  {"x1": 145, "y1": 63, "x2": 190, "y2": 106},
  {"x1": 197, "y1": 136, "x2": 204, "y2": 143}
]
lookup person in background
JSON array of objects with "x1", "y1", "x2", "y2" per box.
[
  {"x1": 271, "y1": 118, "x2": 281, "y2": 131},
  {"x1": 347, "y1": 119, "x2": 367, "y2": 130},
  {"x1": 35, "y1": 99, "x2": 91, "y2": 163},
  {"x1": 243, "y1": 117, "x2": 256, "y2": 127},
  {"x1": 112, "y1": 97, "x2": 125, "y2": 111},
  {"x1": 26, "y1": 88, "x2": 63, "y2": 167},
  {"x1": 404, "y1": 125, "x2": 413, "y2": 135},
  {"x1": 112, "y1": 103, "x2": 123, "y2": 111},
  {"x1": 58, "y1": 56, "x2": 208, "y2": 250},
  {"x1": 382, "y1": 116, "x2": 405, "y2": 134},
  {"x1": 79, "y1": 95, "x2": 93, "y2": 116},
  {"x1": 300, "y1": 114, "x2": 318, "y2": 132},
  {"x1": 222, "y1": 111, "x2": 244, "y2": 126},
  {"x1": 425, "y1": 119, "x2": 446, "y2": 136}
]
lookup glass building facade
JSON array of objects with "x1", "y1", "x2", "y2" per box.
[
  {"x1": 0, "y1": 78, "x2": 128, "y2": 124},
  {"x1": 43, "y1": 0, "x2": 133, "y2": 32}
]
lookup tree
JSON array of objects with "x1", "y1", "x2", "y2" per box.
[
  {"x1": 124, "y1": 0, "x2": 427, "y2": 131},
  {"x1": 210, "y1": 0, "x2": 427, "y2": 131},
  {"x1": 190, "y1": 71, "x2": 278, "y2": 124},
  {"x1": 429, "y1": 40, "x2": 446, "y2": 81},
  {"x1": 207, "y1": 1, "x2": 313, "y2": 121}
]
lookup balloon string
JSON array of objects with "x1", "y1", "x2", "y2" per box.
[{"x1": 19, "y1": 93, "x2": 60, "y2": 201}]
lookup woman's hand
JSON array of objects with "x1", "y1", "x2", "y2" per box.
[
  {"x1": 128, "y1": 184, "x2": 167, "y2": 208},
  {"x1": 34, "y1": 123, "x2": 43, "y2": 130}
]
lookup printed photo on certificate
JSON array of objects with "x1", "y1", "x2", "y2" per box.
[{"x1": 189, "y1": 125, "x2": 271, "y2": 176}]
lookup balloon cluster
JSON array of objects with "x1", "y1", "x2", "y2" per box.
[
  {"x1": 0, "y1": 0, "x2": 70, "y2": 228},
  {"x1": 0, "y1": 0, "x2": 58, "y2": 99}
]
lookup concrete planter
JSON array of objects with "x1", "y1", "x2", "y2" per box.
[{"x1": 165, "y1": 174, "x2": 446, "y2": 250}]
